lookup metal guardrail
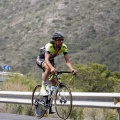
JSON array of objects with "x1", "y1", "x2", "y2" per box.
[
  {"x1": 0, "y1": 72, "x2": 23, "y2": 76},
  {"x1": 0, "y1": 91, "x2": 120, "y2": 107},
  {"x1": 0, "y1": 91, "x2": 120, "y2": 119},
  {"x1": 0, "y1": 91, "x2": 32, "y2": 104}
]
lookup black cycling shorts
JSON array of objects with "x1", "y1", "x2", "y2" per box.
[{"x1": 36, "y1": 56, "x2": 55, "y2": 71}]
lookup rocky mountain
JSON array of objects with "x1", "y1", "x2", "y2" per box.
[{"x1": 0, "y1": 0, "x2": 120, "y2": 73}]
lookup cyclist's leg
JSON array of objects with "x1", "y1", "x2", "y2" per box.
[
  {"x1": 48, "y1": 78, "x2": 57, "y2": 114},
  {"x1": 41, "y1": 64, "x2": 56, "y2": 113},
  {"x1": 41, "y1": 62, "x2": 51, "y2": 89},
  {"x1": 36, "y1": 57, "x2": 50, "y2": 95},
  {"x1": 50, "y1": 59, "x2": 57, "y2": 86},
  {"x1": 42, "y1": 62, "x2": 50, "y2": 81},
  {"x1": 42, "y1": 59, "x2": 56, "y2": 91},
  {"x1": 51, "y1": 78, "x2": 57, "y2": 86}
]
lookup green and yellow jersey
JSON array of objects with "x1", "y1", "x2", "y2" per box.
[{"x1": 45, "y1": 42, "x2": 68, "y2": 59}]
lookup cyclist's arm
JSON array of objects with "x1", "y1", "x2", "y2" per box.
[{"x1": 64, "y1": 54, "x2": 75, "y2": 72}]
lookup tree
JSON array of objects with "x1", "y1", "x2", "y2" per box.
[{"x1": 62, "y1": 63, "x2": 119, "y2": 92}]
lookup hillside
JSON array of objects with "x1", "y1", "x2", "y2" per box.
[{"x1": 0, "y1": 0, "x2": 120, "y2": 73}]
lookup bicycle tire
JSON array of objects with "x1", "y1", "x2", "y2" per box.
[
  {"x1": 32, "y1": 85, "x2": 46, "y2": 118},
  {"x1": 54, "y1": 84, "x2": 72, "y2": 120}
]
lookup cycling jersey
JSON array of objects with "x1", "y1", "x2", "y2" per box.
[
  {"x1": 45, "y1": 42, "x2": 68, "y2": 60},
  {"x1": 36, "y1": 42, "x2": 68, "y2": 70}
]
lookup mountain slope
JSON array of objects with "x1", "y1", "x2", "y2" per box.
[{"x1": 0, "y1": 0, "x2": 120, "y2": 73}]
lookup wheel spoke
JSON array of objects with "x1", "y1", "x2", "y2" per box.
[
  {"x1": 55, "y1": 84, "x2": 72, "y2": 119},
  {"x1": 32, "y1": 85, "x2": 46, "y2": 118}
]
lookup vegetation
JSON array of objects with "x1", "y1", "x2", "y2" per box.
[
  {"x1": 1, "y1": 74, "x2": 40, "y2": 91},
  {"x1": 0, "y1": 0, "x2": 120, "y2": 73},
  {"x1": 61, "y1": 63, "x2": 120, "y2": 92}
]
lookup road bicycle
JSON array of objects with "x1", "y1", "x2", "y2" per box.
[{"x1": 32, "y1": 71, "x2": 73, "y2": 120}]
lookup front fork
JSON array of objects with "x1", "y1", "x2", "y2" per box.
[{"x1": 57, "y1": 84, "x2": 67, "y2": 104}]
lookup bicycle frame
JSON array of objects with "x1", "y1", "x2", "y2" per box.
[
  {"x1": 48, "y1": 71, "x2": 73, "y2": 103},
  {"x1": 48, "y1": 71, "x2": 72, "y2": 82}
]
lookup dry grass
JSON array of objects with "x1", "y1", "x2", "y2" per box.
[
  {"x1": 83, "y1": 108, "x2": 117, "y2": 120},
  {"x1": 1, "y1": 82, "x2": 28, "y2": 91}
]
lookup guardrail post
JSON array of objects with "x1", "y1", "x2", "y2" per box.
[{"x1": 118, "y1": 109, "x2": 120, "y2": 120}]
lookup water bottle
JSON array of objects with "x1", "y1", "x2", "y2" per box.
[
  {"x1": 51, "y1": 86, "x2": 56, "y2": 91},
  {"x1": 46, "y1": 85, "x2": 51, "y2": 95}
]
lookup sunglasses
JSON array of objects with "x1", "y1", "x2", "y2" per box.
[{"x1": 56, "y1": 39, "x2": 64, "y2": 41}]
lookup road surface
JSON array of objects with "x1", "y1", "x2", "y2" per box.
[{"x1": 0, "y1": 113, "x2": 58, "y2": 120}]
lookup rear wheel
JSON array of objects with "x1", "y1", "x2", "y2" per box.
[
  {"x1": 32, "y1": 85, "x2": 46, "y2": 118},
  {"x1": 54, "y1": 84, "x2": 72, "y2": 120}
]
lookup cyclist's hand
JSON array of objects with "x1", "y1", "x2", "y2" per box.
[
  {"x1": 51, "y1": 67, "x2": 56, "y2": 74},
  {"x1": 71, "y1": 69, "x2": 77, "y2": 75}
]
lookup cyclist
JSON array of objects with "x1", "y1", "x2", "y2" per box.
[{"x1": 36, "y1": 32, "x2": 77, "y2": 113}]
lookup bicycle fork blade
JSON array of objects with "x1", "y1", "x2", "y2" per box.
[{"x1": 58, "y1": 92, "x2": 67, "y2": 104}]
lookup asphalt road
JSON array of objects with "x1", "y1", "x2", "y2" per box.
[{"x1": 0, "y1": 113, "x2": 58, "y2": 120}]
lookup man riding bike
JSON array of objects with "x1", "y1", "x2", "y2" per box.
[{"x1": 36, "y1": 32, "x2": 77, "y2": 113}]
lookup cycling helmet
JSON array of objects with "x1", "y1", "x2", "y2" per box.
[{"x1": 52, "y1": 32, "x2": 64, "y2": 40}]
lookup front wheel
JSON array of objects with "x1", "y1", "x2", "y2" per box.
[
  {"x1": 54, "y1": 84, "x2": 72, "y2": 120},
  {"x1": 32, "y1": 85, "x2": 46, "y2": 118}
]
